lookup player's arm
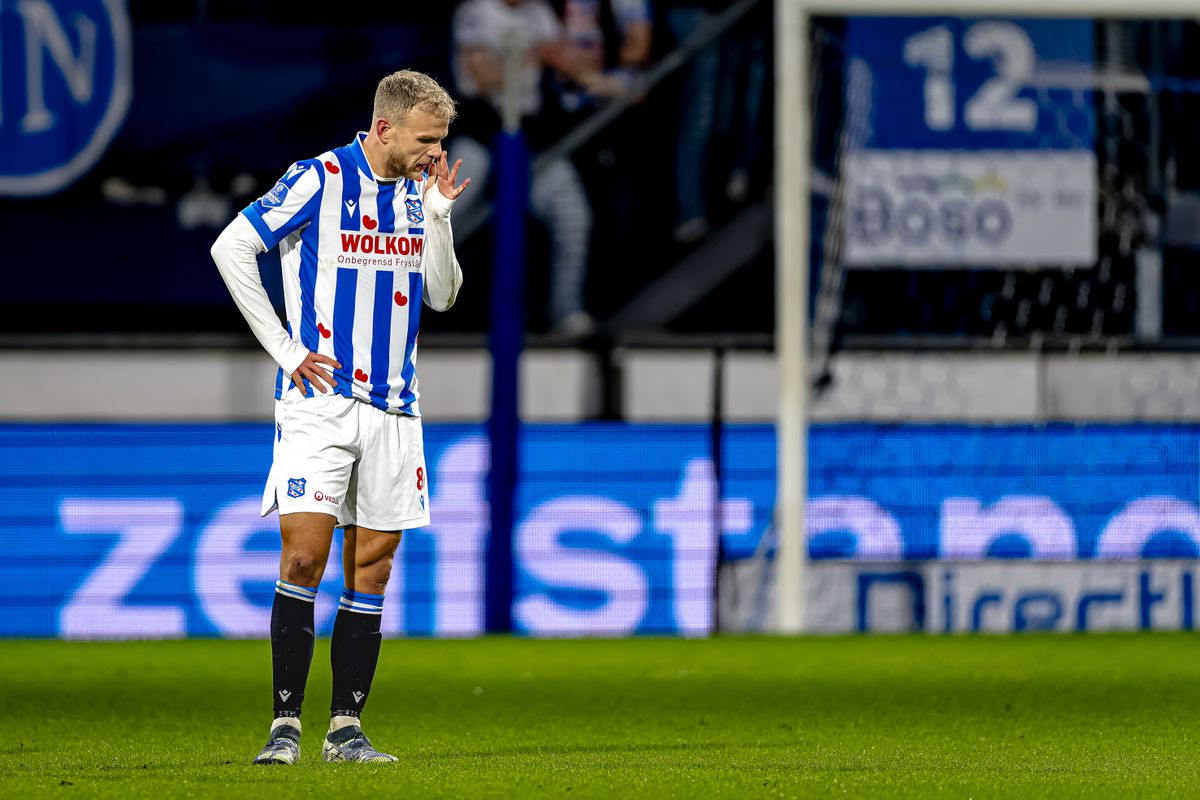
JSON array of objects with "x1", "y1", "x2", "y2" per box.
[
  {"x1": 422, "y1": 152, "x2": 470, "y2": 312},
  {"x1": 210, "y1": 165, "x2": 340, "y2": 392}
]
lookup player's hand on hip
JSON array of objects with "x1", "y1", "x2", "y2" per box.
[
  {"x1": 291, "y1": 351, "x2": 341, "y2": 394},
  {"x1": 427, "y1": 151, "x2": 470, "y2": 201}
]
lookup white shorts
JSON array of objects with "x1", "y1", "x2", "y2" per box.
[{"x1": 260, "y1": 391, "x2": 430, "y2": 531}]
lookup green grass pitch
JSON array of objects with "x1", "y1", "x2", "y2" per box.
[{"x1": 2, "y1": 635, "x2": 1199, "y2": 798}]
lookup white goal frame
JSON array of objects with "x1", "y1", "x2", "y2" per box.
[{"x1": 773, "y1": 0, "x2": 1200, "y2": 633}]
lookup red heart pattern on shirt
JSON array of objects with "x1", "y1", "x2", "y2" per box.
[
  {"x1": 324, "y1": 160, "x2": 339, "y2": 174},
  {"x1": 394, "y1": 290, "x2": 408, "y2": 306},
  {"x1": 317, "y1": 323, "x2": 331, "y2": 339},
  {"x1": 363, "y1": 215, "x2": 377, "y2": 230},
  {"x1": 354, "y1": 369, "x2": 368, "y2": 382}
]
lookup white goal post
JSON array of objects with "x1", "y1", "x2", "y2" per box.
[{"x1": 773, "y1": 0, "x2": 1200, "y2": 633}]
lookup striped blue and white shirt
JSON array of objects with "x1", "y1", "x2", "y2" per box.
[{"x1": 230, "y1": 132, "x2": 461, "y2": 417}]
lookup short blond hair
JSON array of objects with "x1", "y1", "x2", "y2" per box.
[{"x1": 373, "y1": 70, "x2": 457, "y2": 126}]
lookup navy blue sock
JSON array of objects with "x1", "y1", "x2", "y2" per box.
[
  {"x1": 330, "y1": 589, "x2": 384, "y2": 718},
  {"x1": 271, "y1": 580, "x2": 317, "y2": 718}
]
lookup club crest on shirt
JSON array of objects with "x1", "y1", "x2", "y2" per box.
[
  {"x1": 405, "y1": 198, "x2": 424, "y2": 225},
  {"x1": 287, "y1": 477, "x2": 306, "y2": 498},
  {"x1": 262, "y1": 181, "x2": 289, "y2": 208}
]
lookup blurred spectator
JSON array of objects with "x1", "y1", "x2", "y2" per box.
[
  {"x1": 660, "y1": 0, "x2": 723, "y2": 244},
  {"x1": 452, "y1": 0, "x2": 617, "y2": 338},
  {"x1": 716, "y1": 0, "x2": 768, "y2": 204},
  {"x1": 555, "y1": 0, "x2": 653, "y2": 111},
  {"x1": 550, "y1": 0, "x2": 654, "y2": 311}
]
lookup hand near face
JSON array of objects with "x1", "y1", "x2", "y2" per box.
[{"x1": 426, "y1": 152, "x2": 470, "y2": 201}]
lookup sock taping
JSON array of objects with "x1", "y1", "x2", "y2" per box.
[
  {"x1": 338, "y1": 588, "x2": 384, "y2": 615},
  {"x1": 276, "y1": 580, "x2": 318, "y2": 602}
]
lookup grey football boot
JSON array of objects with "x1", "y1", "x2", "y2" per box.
[
  {"x1": 322, "y1": 724, "x2": 398, "y2": 763},
  {"x1": 252, "y1": 722, "x2": 301, "y2": 765}
]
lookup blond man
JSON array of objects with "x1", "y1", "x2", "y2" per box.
[{"x1": 211, "y1": 70, "x2": 470, "y2": 765}]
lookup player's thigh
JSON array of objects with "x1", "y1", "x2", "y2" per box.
[
  {"x1": 279, "y1": 511, "x2": 339, "y2": 585},
  {"x1": 342, "y1": 525, "x2": 403, "y2": 594},
  {"x1": 353, "y1": 411, "x2": 429, "y2": 532}
]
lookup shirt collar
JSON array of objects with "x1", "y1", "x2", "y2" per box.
[{"x1": 351, "y1": 132, "x2": 399, "y2": 184}]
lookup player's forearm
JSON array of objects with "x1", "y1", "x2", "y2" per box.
[
  {"x1": 422, "y1": 188, "x2": 463, "y2": 312},
  {"x1": 211, "y1": 215, "x2": 308, "y2": 374}
]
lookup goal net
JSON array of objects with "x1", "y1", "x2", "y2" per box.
[{"x1": 768, "y1": 1, "x2": 1200, "y2": 633}]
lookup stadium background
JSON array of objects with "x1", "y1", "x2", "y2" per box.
[{"x1": 5, "y1": 0, "x2": 1200, "y2": 642}]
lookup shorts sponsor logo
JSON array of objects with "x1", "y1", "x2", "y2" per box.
[
  {"x1": 286, "y1": 477, "x2": 306, "y2": 498},
  {"x1": 313, "y1": 491, "x2": 339, "y2": 505}
]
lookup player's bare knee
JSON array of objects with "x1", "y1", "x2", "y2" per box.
[{"x1": 281, "y1": 550, "x2": 324, "y2": 586}]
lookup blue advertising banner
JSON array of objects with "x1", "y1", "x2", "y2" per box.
[
  {"x1": 0, "y1": 424, "x2": 725, "y2": 639},
  {"x1": 2, "y1": 423, "x2": 1199, "y2": 639},
  {"x1": 807, "y1": 562, "x2": 1200, "y2": 634}
]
